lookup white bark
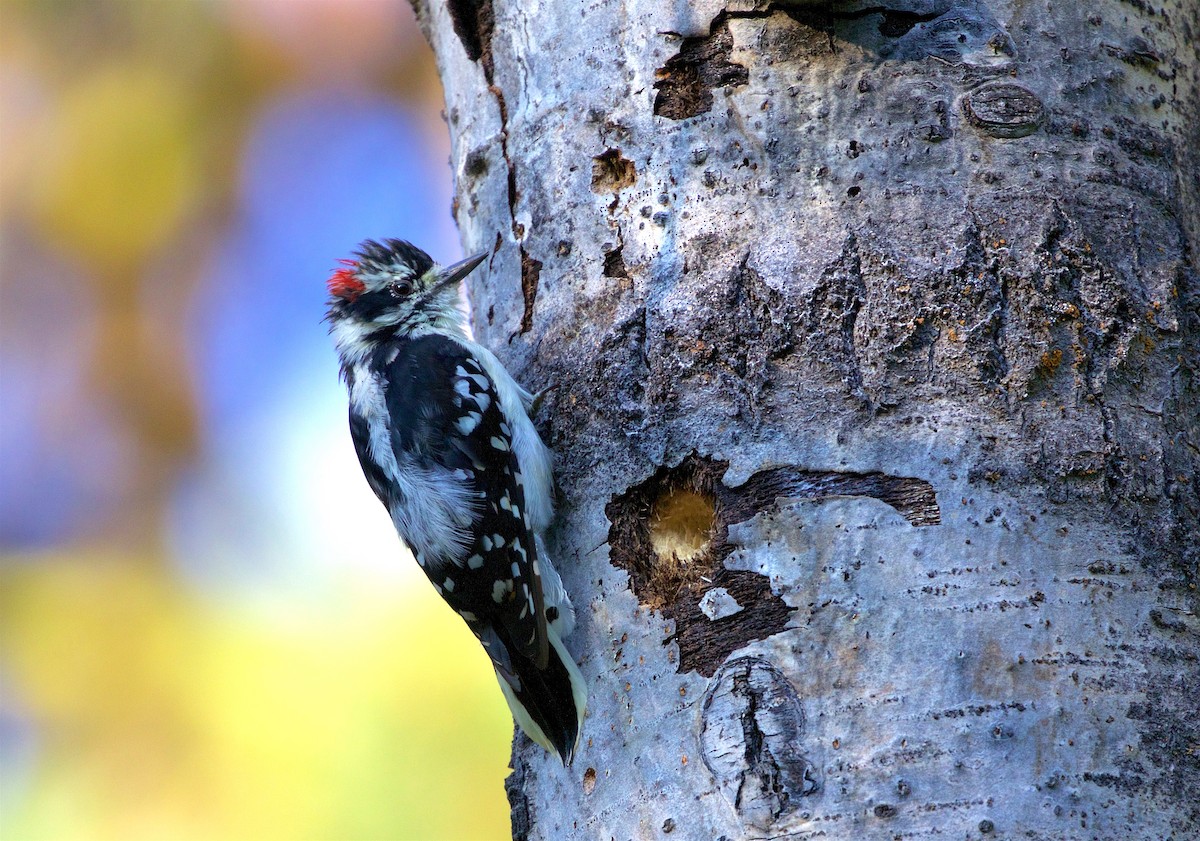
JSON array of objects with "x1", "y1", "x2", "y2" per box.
[{"x1": 414, "y1": 1, "x2": 1199, "y2": 837}]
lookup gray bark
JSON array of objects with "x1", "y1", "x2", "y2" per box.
[{"x1": 413, "y1": 1, "x2": 1199, "y2": 838}]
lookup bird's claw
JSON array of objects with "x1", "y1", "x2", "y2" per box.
[{"x1": 529, "y1": 382, "x2": 558, "y2": 417}]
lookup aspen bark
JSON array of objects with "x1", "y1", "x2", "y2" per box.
[{"x1": 413, "y1": 1, "x2": 1199, "y2": 837}]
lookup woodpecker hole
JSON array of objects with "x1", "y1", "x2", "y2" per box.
[
  {"x1": 642, "y1": 485, "x2": 719, "y2": 604},
  {"x1": 606, "y1": 454, "x2": 793, "y2": 675},
  {"x1": 606, "y1": 455, "x2": 724, "y2": 611},
  {"x1": 606, "y1": 453, "x2": 940, "y2": 675}
]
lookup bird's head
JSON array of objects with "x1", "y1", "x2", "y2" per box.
[{"x1": 326, "y1": 238, "x2": 487, "y2": 362}]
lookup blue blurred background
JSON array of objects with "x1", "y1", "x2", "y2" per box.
[{"x1": 0, "y1": 2, "x2": 512, "y2": 837}]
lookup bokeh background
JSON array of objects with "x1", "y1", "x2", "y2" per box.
[{"x1": 0, "y1": 2, "x2": 513, "y2": 838}]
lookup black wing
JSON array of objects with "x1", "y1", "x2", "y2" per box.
[{"x1": 378, "y1": 334, "x2": 549, "y2": 668}]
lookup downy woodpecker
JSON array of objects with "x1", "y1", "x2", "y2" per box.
[{"x1": 325, "y1": 239, "x2": 586, "y2": 763}]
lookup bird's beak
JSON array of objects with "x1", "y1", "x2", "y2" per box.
[{"x1": 432, "y1": 251, "x2": 488, "y2": 293}]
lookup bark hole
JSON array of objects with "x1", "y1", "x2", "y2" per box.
[
  {"x1": 446, "y1": 0, "x2": 495, "y2": 78},
  {"x1": 591, "y1": 148, "x2": 637, "y2": 193},
  {"x1": 607, "y1": 455, "x2": 724, "y2": 613},
  {"x1": 653, "y1": 16, "x2": 748, "y2": 120},
  {"x1": 602, "y1": 244, "x2": 629, "y2": 280},
  {"x1": 606, "y1": 453, "x2": 940, "y2": 675},
  {"x1": 518, "y1": 247, "x2": 541, "y2": 335}
]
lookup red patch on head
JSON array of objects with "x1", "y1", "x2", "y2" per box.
[{"x1": 327, "y1": 261, "x2": 365, "y2": 301}]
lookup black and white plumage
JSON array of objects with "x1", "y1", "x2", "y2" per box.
[{"x1": 326, "y1": 238, "x2": 585, "y2": 763}]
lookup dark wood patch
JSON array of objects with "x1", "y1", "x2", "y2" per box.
[
  {"x1": 653, "y1": 17, "x2": 748, "y2": 120},
  {"x1": 606, "y1": 453, "x2": 939, "y2": 675},
  {"x1": 519, "y1": 247, "x2": 541, "y2": 335}
]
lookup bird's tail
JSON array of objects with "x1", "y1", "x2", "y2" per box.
[{"x1": 488, "y1": 625, "x2": 587, "y2": 764}]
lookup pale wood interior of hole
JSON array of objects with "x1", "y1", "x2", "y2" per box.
[{"x1": 649, "y1": 489, "x2": 714, "y2": 564}]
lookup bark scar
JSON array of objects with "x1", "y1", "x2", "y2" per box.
[
  {"x1": 700, "y1": 656, "x2": 820, "y2": 828},
  {"x1": 607, "y1": 453, "x2": 939, "y2": 676},
  {"x1": 653, "y1": 14, "x2": 748, "y2": 120}
]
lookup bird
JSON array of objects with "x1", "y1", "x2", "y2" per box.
[{"x1": 325, "y1": 238, "x2": 585, "y2": 763}]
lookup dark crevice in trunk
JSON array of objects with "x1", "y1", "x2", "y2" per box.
[
  {"x1": 448, "y1": 0, "x2": 526, "y2": 329},
  {"x1": 446, "y1": 0, "x2": 495, "y2": 77},
  {"x1": 504, "y1": 741, "x2": 533, "y2": 841},
  {"x1": 517, "y1": 248, "x2": 542, "y2": 336}
]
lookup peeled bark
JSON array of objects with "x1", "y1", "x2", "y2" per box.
[{"x1": 413, "y1": 1, "x2": 1199, "y2": 837}]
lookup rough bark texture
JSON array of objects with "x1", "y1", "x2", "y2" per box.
[{"x1": 418, "y1": 1, "x2": 1199, "y2": 837}]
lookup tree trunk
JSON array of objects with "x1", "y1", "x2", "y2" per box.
[{"x1": 413, "y1": 1, "x2": 1199, "y2": 837}]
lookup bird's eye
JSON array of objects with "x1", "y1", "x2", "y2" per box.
[{"x1": 389, "y1": 279, "x2": 414, "y2": 297}]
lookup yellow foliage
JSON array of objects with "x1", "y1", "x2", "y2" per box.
[
  {"x1": 0, "y1": 553, "x2": 512, "y2": 840},
  {"x1": 31, "y1": 63, "x2": 201, "y2": 268}
]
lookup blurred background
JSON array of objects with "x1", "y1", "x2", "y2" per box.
[{"x1": 0, "y1": 1, "x2": 513, "y2": 838}]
